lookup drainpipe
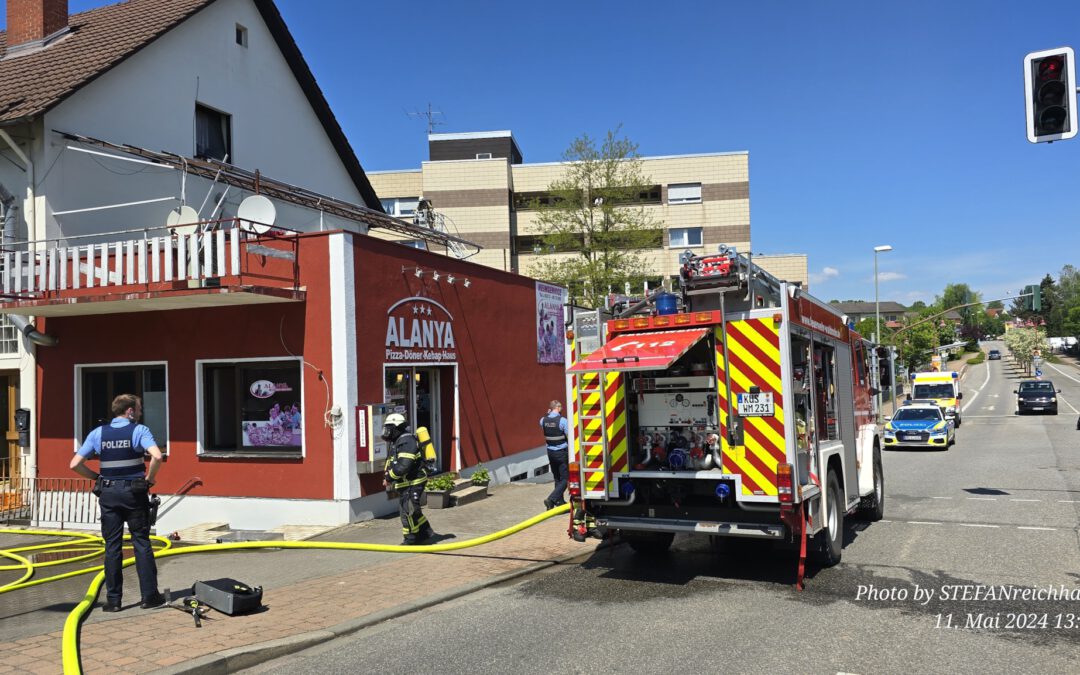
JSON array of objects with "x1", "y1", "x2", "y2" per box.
[{"x1": 8, "y1": 313, "x2": 57, "y2": 346}]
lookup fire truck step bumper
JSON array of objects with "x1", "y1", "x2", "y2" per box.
[{"x1": 595, "y1": 516, "x2": 785, "y2": 540}]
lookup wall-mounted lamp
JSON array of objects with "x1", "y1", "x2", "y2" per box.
[
  {"x1": 414, "y1": 268, "x2": 423, "y2": 278},
  {"x1": 447, "y1": 275, "x2": 456, "y2": 284},
  {"x1": 464, "y1": 279, "x2": 471, "y2": 288},
  {"x1": 432, "y1": 271, "x2": 440, "y2": 281}
]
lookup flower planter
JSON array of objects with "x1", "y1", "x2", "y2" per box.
[{"x1": 424, "y1": 490, "x2": 453, "y2": 509}]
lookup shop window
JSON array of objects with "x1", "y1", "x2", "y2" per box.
[
  {"x1": 195, "y1": 104, "x2": 232, "y2": 161},
  {"x1": 200, "y1": 359, "x2": 302, "y2": 455},
  {"x1": 668, "y1": 182, "x2": 702, "y2": 204},
  {"x1": 79, "y1": 364, "x2": 168, "y2": 450},
  {"x1": 669, "y1": 227, "x2": 703, "y2": 248}
]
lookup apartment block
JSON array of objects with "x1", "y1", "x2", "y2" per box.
[{"x1": 368, "y1": 131, "x2": 808, "y2": 288}]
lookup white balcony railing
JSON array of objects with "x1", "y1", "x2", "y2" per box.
[{"x1": 1, "y1": 226, "x2": 242, "y2": 295}]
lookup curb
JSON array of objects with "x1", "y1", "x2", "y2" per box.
[{"x1": 151, "y1": 544, "x2": 601, "y2": 674}]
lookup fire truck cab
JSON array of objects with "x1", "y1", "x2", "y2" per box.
[{"x1": 564, "y1": 246, "x2": 886, "y2": 583}]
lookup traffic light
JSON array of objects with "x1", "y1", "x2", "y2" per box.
[
  {"x1": 1025, "y1": 47, "x2": 1077, "y2": 143},
  {"x1": 1023, "y1": 284, "x2": 1042, "y2": 312}
]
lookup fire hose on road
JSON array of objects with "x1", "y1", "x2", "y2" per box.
[{"x1": 0, "y1": 503, "x2": 572, "y2": 675}]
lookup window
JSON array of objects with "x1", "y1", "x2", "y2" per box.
[
  {"x1": 668, "y1": 227, "x2": 703, "y2": 248},
  {"x1": 79, "y1": 364, "x2": 168, "y2": 450},
  {"x1": 0, "y1": 314, "x2": 16, "y2": 354},
  {"x1": 200, "y1": 359, "x2": 302, "y2": 455},
  {"x1": 235, "y1": 23, "x2": 248, "y2": 47},
  {"x1": 476, "y1": 152, "x2": 493, "y2": 159},
  {"x1": 668, "y1": 182, "x2": 702, "y2": 204},
  {"x1": 195, "y1": 104, "x2": 232, "y2": 161},
  {"x1": 380, "y1": 197, "x2": 420, "y2": 217}
]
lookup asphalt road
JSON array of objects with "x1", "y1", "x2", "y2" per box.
[{"x1": 246, "y1": 342, "x2": 1080, "y2": 674}]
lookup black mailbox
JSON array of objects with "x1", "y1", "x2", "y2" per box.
[{"x1": 14, "y1": 408, "x2": 30, "y2": 447}]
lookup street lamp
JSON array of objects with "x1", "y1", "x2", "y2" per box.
[{"x1": 873, "y1": 244, "x2": 893, "y2": 422}]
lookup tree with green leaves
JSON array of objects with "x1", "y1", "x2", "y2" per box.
[
  {"x1": 892, "y1": 318, "x2": 938, "y2": 372},
  {"x1": 529, "y1": 128, "x2": 661, "y2": 309},
  {"x1": 1004, "y1": 327, "x2": 1049, "y2": 375}
]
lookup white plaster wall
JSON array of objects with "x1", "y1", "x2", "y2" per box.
[{"x1": 41, "y1": 0, "x2": 365, "y2": 242}]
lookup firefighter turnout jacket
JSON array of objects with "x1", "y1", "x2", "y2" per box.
[{"x1": 385, "y1": 432, "x2": 428, "y2": 490}]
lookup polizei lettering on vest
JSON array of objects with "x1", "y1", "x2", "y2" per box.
[
  {"x1": 100, "y1": 440, "x2": 133, "y2": 449},
  {"x1": 385, "y1": 317, "x2": 457, "y2": 349}
]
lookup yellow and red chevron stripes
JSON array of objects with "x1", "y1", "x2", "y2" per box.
[
  {"x1": 715, "y1": 318, "x2": 787, "y2": 497},
  {"x1": 577, "y1": 371, "x2": 607, "y2": 496},
  {"x1": 604, "y1": 372, "x2": 628, "y2": 496}
]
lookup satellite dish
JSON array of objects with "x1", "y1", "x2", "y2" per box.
[
  {"x1": 237, "y1": 195, "x2": 276, "y2": 234},
  {"x1": 166, "y1": 205, "x2": 200, "y2": 237}
]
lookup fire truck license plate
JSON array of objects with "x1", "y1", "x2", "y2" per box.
[{"x1": 737, "y1": 392, "x2": 773, "y2": 416}]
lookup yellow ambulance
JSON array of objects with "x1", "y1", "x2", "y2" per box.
[{"x1": 907, "y1": 371, "x2": 962, "y2": 426}]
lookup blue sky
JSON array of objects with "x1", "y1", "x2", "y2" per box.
[{"x1": 33, "y1": 1, "x2": 1080, "y2": 305}]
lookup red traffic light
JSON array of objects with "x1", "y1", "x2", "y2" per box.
[{"x1": 1038, "y1": 56, "x2": 1063, "y2": 81}]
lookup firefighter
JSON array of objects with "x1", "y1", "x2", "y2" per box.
[{"x1": 382, "y1": 413, "x2": 437, "y2": 545}]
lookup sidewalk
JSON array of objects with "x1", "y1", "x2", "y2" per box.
[{"x1": 1, "y1": 482, "x2": 595, "y2": 674}]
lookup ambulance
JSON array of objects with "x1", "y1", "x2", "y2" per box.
[
  {"x1": 563, "y1": 246, "x2": 887, "y2": 587},
  {"x1": 908, "y1": 371, "x2": 962, "y2": 426}
]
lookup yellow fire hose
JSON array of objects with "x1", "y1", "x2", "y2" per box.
[{"x1": 0, "y1": 503, "x2": 571, "y2": 674}]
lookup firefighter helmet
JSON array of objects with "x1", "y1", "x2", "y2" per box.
[{"x1": 381, "y1": 413, "x2": 407, "y2": 441}]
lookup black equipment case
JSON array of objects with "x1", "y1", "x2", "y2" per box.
[{"x1": 192, "y1": 578, "x2": 263, "y2": 615}]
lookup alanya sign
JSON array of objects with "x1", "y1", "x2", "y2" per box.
[{"x1": 385, "y1": 296, "x2": 458, "y2": 362}]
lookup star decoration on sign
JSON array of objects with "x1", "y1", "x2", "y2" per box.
[{"x1": 411, "y1": 304, "x2": 433, "y2": 316}]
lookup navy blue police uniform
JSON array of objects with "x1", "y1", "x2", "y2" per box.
[{"x1": 541, "y1": 411, "x2": 569, "y2": 510}]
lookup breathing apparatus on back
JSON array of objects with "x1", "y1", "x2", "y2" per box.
[{"x1": 416, "y1": 426, "x2": 438, "y2": 475}]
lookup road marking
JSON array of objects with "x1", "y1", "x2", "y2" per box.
[
  {"x1": 958, "y1": 523, "x2": 999, "y2": 528},
  {"x1": 1010, "y1": 498, "x2": 1041, "y2": 502},
  {"x1": 1046, "y1": 361, "x2": 1080, "y2": 384},
  {"x1": 908, "y1": 521, "x2": 944, "y2": 525},
  {"x1": 967, "y1": 497, "x2": 997, "y2": 501},
  {"x1": 962, "y1": 360, "x2": 991, "y2": 413},
  {"x1": 1058, "y1": 500, "x2": 1080, "y2": 504},
  {"x1": 990, "y1": 393, "x2": 999, "y2": 398},
  {"x1": 931, "y1": 496, "x2": 953, "y2": 500},
  {"x1": 1056, "y1": 392, "x2": 1079, "y2": 415},
  {"x1": 1017, "y1": 526, "x2": 1057, "y2": 531},
  {"x1": 984, "y1": 405, "x2": 995, "y2": 411}
]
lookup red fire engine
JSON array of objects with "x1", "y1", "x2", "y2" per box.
[{"x1": 563, "y1": 246, "x2": 885, "y2": 586}]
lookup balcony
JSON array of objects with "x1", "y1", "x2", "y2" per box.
[{"x1": 0, "y1": 219, "x2": 304, "y2": 317}]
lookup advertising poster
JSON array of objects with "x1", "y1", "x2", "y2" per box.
[
  {"x1": 242, "y1": 364, "x2": 302, "y2": 448},
  {"x1": 536, "y1": 281, "x2": 566, "y2": 364}
]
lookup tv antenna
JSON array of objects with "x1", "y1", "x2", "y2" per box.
[{"x1": 406, "y1": 103, "x2": 446, "y2": 134}]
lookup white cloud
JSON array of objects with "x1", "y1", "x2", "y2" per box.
[
  {"x1": 876, "y1": 271, "x2": 906, "y2": 282},
  {"x1": 809, "y1": 266, "x2": 840, "y2": 284}
]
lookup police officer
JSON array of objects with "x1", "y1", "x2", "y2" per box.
[
  {"x1": 382, "y1": 413, "x2": 436, "y2": 545},
  {"x1": 541, "y1": 400, "x2": 569, "y2": 511},
  {"x1": 69, "y1": 394, "x2": 165, "y2": 612}
]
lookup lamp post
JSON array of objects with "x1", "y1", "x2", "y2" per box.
[{"x1": 873, "y1": 244, "x2": 893, "y2": 422}]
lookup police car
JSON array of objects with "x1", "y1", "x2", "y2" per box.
[{"x1": 883, "y1": 402, "x2": 955, "y2": 450}]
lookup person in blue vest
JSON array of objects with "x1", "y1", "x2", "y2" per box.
[
  {"x1": 69, "y1": 394, "x2": 165, "y2": 612},
  {"x1": 541, "y1": 400, "x2": 569, "y2": 511}
]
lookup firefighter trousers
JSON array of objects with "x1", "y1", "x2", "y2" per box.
[{"x1": 399, "y1": 483, "x2": 433, "y2": 544}]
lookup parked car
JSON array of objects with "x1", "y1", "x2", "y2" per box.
[
  {"x1": 883, "y1": 403, "x2": 955, "y2": 450},
  {"x1": 988, "y1": 349, "x2": 1001, "y2": 360},
  {"x1": 1014, "y1": 380, "x2": 1060, "y2": 415}
]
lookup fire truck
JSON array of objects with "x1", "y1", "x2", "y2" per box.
[{"x1": 563, "y1": 246, "x2": 886, "y2": 586}]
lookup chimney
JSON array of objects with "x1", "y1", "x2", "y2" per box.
[{"x1": 6, "y1": 0, "x2": 68, "y2": 50}]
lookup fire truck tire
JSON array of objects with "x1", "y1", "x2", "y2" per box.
[
  {"x1": 814, "y1": 471, "x2": 843, "y2": 567},
  {"x1": 623, "y1": 531, "x2": 675, "y2": 555},
  {"x1": 858, "y1": 449, "x2": 885, "y2": 522}
]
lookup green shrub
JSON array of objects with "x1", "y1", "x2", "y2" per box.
[
  {"x1": 425, "y1": 472, "x2": 457, "y2": 492},
  {"x1": 967, "y1": 353, "x2": 985, "y2": 365},
  {"x1": 470, "y1": 465, "x2": 490, "y2": 485}
]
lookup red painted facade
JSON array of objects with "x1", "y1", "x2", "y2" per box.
[{"x1": 30, "y1": 230, "x2": 563, "y2": 506}]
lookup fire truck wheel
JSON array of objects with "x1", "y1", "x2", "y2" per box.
[
  {"x1": 623, "y1": 531, "x2": 675, "y2": 555},
  {"x1": 858, "y1": 450, "x2": 885, "y2": 522},
  {"x1": 815, "y1": 471, "x2": 844, "y2": 567}
]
